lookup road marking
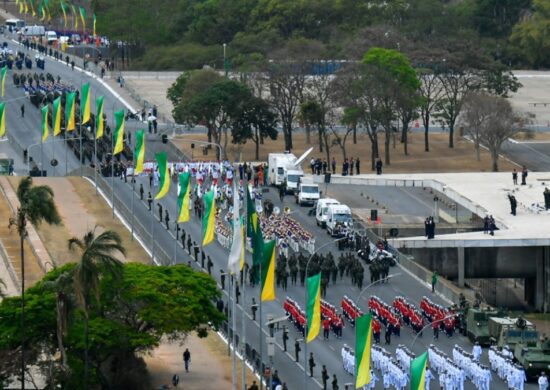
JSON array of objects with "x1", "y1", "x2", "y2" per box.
[{"x1": 329, "y1": 345, "x2": 335, "y2": 351}]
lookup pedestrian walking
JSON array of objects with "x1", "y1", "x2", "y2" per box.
[
  {"x1": 539, "y1": 371, "x2": 548, "y2": 390},
  {"x1": 295, "y1": 339, "x2": 301, "y2": 362},
  {"x1": 309, "y1": 352, "x2": 316, "y2": 377},
  {"x1": 183, "y1": 348, "x2": 191, "y2": 372},
  {"x1": 139, "y1": 184, "x2": 144, "y2": 200}
]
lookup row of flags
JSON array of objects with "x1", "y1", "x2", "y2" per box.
[{"x1": 16, "y1": 0, "x2": 97, "y2": 35}]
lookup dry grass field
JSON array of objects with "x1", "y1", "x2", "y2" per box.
[{"x1": 173, "y1": 132, "x2": 516, "y2": 173}]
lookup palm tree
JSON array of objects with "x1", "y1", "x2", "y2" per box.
[
  {"x1": 68, "y1": 228, "x2": 125, "y2": 387},
  {"x1": 9, "y1": 177, "x2": 61, "y2": 390},
  {"x1": 42, "y1": 270, "x2": 74, "y2": 374}
]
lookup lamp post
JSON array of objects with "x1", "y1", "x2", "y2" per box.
[
  {"x1": 355, "y1": 273, "x2": 402, "y2": 304},
  {"x1": 410, "y1": 313, "x2": 457, "y2": 349},
  {"x1": 304, "y1": 237, "x2": 345, "y2": 390}
]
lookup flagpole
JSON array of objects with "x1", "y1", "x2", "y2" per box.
[
  {"x1": 150, "y1": 195, "x2": 156, "y2": 264},
  {"x1": 94, "y1": 132, "x2": 97, "y2": 194},
  {"x1": 79, "y1": 122, "x2": 83, "y2": 176},
  {"x1": 173, "y1": 222, "x2": 178, "y2": 263},
  {"x1": 52, "y1": 138, "x2": 56, "y2": 176},
  {"x1": 241, "y1": 183, "x2": 247, "y2": 390},
  {"x1": 64, "y1": 130, "x2": 68, "y2": 175},
  {"x1": 111, "y1": 120, "x2": 115, "y2": 218},
  {"x1": 232, "y1": 274, "x2": 237, "y2": 390},
  {"x1": 131, "y1": 173, "x2": 136, "y2": 241},
  {"x1": 259, "y1": 260, "x2": 263, "y2": 390},
  {"x1": 40, "y1": 135, "x2": 43, "y2": 177}
]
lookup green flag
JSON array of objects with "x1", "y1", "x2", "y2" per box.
[
  {"x1": 134, "y1": 130, "x2": 145, "y2": 174},
  {"x1": 306, "y1": 273, "x2": 321, "y2": 343},
  {"x1": 155, "y1": 151, "x2": 170, "y2": 200},
  {"x1": 355, "y1": 314, "x2": 373, "y2": 388},
  {"x1": 410, "y1": 351, "x2": 429, "y2": 390},
  {"x1": 41, "y1": 105, "x2": 49, "y2": 142},
  {"x1": 113, "y1": 110, "x2": 125, "y2": 155},
  {"x1": 177, "y1": 172, "x2": 191, "y2": 223},
  {"x1": 202, "y1": 190, "x2": 216, "y2": 246}
]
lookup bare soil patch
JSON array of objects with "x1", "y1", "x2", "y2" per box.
[{"x1": 173, "y1": 132, "x2": 516, "y2": 173}]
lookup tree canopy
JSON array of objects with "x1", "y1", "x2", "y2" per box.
[
  {"x1": 0, "y1": 263, "x2": 223, "y2": 388},
  {"x1": 96, "y1": 0, "x2": 543, "y2": 70}
]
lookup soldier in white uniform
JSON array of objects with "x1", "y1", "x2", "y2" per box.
[
  {"x1": 539, "y1": 371, "x2": 549, "y2": 390},
  {"x1": 425, "y1": 366, "x2": 434, "y2": 390},
  {"x1": 472, "y1": 341, "x2": 482, "y2": 362}
]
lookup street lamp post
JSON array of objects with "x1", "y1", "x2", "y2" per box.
[
  {"x1": 410, "y1": 313, "x2": 457, "y2": 349},
  {"x1": 304, "y1": 237, "x2": 345, "y2": 390}
]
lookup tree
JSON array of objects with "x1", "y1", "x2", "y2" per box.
[
  {"x1": 417, "y1": 68, "x2": 444, "y2": 152},
  {"x1": 0, "y1": 263, "x2": 224, "y2": 388},
  {"x1": 461, "y1": 93, "x2": 526, "y2": 171},
  {"x1": 362, "y1": 48, "x2": 420, "y2": 165},
  {"x1": 171, "y1": 69, "x2": 223, "y2": 143},
  {"x1": 332, "y1": 106, "x2": 359, "y2": 161},
  {"x1": 436, "y1": 70, "x2": 479, "y2": 148},
  {"x1": 511, "y1": 0, "x2": 550, "y2": 68},
  {"x1": 180, "y1": 79, "x2": 253, "y2": 159},
  {"x1": 460, "y1": 92, "x2": 495, "y2": 161},
  {"x1": 68, "y1": 228, "x2": 126, "y2": 389},
  {"x1": 8, "y1": 177, "x2": 61, "y2": 390},
  {"x1": 231, "y1": 96, "x2": 278, "y2": 160}
]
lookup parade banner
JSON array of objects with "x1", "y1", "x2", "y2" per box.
[
  {"x1": 60, "y1": 2, "x2": 68, "y2": 27},
  {"x1": 1, "y1": 65, "x2": 7, "y2": 97},
  {"x1": 41, "y1": 105, "x2": 49, "y2": 142},
  {"x1": 247, "y1": 185, "x2": 263, "y2": 267},
  {"x1": 355, "y1": 314, "x2": 373, "y2": 388},
  {"x1": 0, "y1": 103, "x2": 6, "y2": 138},
  {"x1": 52, "y1": 97, "x2": 61, "y2": 136},
  {"x1": 260, "y1": 239, "x2": 276, "y2": 301},
  {"x1": 81, "y1": 82, "x2": 91, "y2": 124},
  {"x1": 79, "y1": 6, "x2": 87, "y2": 31},
  {"x1": 177, "y1": 172, "x2": 190, "y2": 223},
  {"x1": 134, "y1": 130, "x2": 145, "y2": 174},
  {"x1": 65, "y1": 92, "x2": 76, "y2": 131},
  {"x1": 71, "y1": 4, "x2": 78, "y2": 29},
  {"x1": 113, "y1": 110, "x2": 125, "y2": 155},
  {"x1": 154, "y1": 151, "x2": 170, "y2": 200},
  {"x1": 306, "y1": 273, "x2": 321, "y2": 343},
  {"x1": 93, "y1": 13, "x2": 97, "y2": 36},
  {"x1": 410, "y1": 351, "x2": 429, "y2": 390},
  {"x1": 95, "y1": 96, "x2": 104, "y2": 139},
  {"x1": 202, "y1": 189, "x2": 216, "y2": 246},
  {"x1": 228, "y1": 180, "x2": 243, "y2": 274}
]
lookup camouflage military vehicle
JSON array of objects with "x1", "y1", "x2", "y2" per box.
[
  {"x1": 488, "y1": 317, "x2": 550, "y2": 380},
  {"x1": 464, "y1": 307, "x2": 503, "y2": 346}
]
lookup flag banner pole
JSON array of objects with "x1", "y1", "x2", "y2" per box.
[{"x1": 232, "y1": 275, "x2": 237, "y2": 390}]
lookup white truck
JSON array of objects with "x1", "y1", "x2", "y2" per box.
[
  {"x1": 315, "y1": 198, "x2": 340, "y2": 227},
  {"x1": 267, "y1": 147, "x2": 312, "y2": 193},
  {"x1": 268, "y1": 153, "x2": 296, "y2": 186},
  {"x1": 326, "y1": 204, "x2": 353, "y2": 236},
  {"x1": 21, "y1": 25, "x2": 45, "y2": 38},
  {"x1": 295, "y1": 178, "x2": 320, "y2": 206}
]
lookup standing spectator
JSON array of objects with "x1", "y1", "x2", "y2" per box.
[
  {"x1": 431, "y1": 271, "x2": 438, "y2": 293},
  {"x1": 183, "y1": 348, "x2": 191, "y2": 372},
  {"x1": 512, "y1": 169, "x2": 518, "y2": 185},
  {"x1": 355, "y1": 158, "x2": 360, "y2": 175},
  {"x1": 295, "y1": 339, "x2": 301, "y2": 362},
  {"x1": 376, "y1": 158, "x2": 383, "y2": 175},
  {"x1": 139, "y1": 184, "x2": 144, "y2": 200},
  {"x1": 308, "y1": 352, "x2": 316, "y2": 377},
  {"x1": 331, "y1": 374, "x2": 339, "y2": 390},
  {"x1": 20, "y1": 104, "x2": 24, "y2": 117},
  {"x1": 331, "y1": 157, "x2": 336, "y2": 173},
  {"x1": 522, "y1": 166, "x2": 528, "y2": 185},
  {"x1": 147, "y1": 192, "x2": 152, "y2": 210},
  {"x1": 321, "y1": 365, "x2": 329, "y2": 390}
]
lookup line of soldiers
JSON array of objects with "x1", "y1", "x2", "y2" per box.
[
  {"x1": 488, "y1": 346, "x2": 527, "y2": 390},
  {"x1": 452, "y1": 345, "x2": 491, "y2": 390},
  {"x1": 341, "y1": 344, "x2": 378, "y2": 390},
  {"x1": 428, "y1": 345, "x2": 464, "y2": 390}
]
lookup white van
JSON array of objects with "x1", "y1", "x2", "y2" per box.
[
  {"x1": 45, "y1": 31, "x2": 57, "y2": 44},
  {"x1": 315, "y1": 198, "x2": 340, "y2": 227},
  {"x1": 22, "y1": 25, "x2": 45, "y2": 37},
  {"x1": 326, "y1": 204, "x2": 352, "y2": 236},
  {"x1": 6, "y1": 19, "x2": 25, "y2": 31},
  {"x1": 285, "y1": 169, "x2": 303, "y2": 194},
  {"x1": 295, "y1": 179, "x2": 320, "y2": 206}
]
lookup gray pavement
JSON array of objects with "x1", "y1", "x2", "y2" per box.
[{"x1": 0, "y1": 38, "x2": 537, "y2": 389}]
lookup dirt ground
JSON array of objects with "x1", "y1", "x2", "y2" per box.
[
  {"x1": 173, "y1": 132, "x2": 516, "y2": 173},
  {"x1": 144, "y1": 331, "x2": 257, "y2": 390},
  {"x1": 6, "y1": 176, "x2": 253, "y2": 388}
]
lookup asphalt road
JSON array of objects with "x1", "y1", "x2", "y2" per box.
[
  {"x1": 0, "y1": 39, "x2": 537, "y2": 389},
  {"x1": 502, "y1": 139, "x2": 550, "y2": 172}
]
